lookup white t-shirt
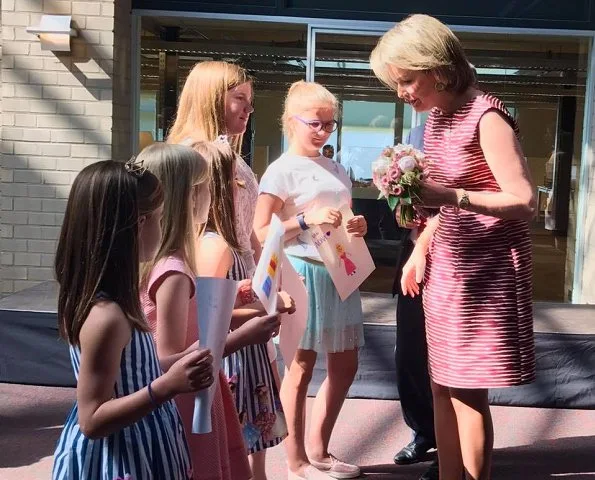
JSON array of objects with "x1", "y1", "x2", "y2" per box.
[{"x1": 259, "y1": 152, "x2": 352, "y2": 261}]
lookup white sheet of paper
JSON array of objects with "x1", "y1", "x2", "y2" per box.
[
  {"x1": 192, "y1": 276, "x2": 238, "y2": 434},
  {"x1": 278, "y1": 253, "x2": 308, "y2": 368},
  {"x1": 310, "y1": 206, "x2": 375, "y2": 301},
  {"x1": 253, "y1": 214, "x2": 285, "y2": 315}
]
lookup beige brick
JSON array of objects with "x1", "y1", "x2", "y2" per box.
[
  {"x1": 14, "y1": 27, "x2": 37, "y2": 42},
  {"x1": 71, "y1": 87, "x2": 100, "y2": 101},
  {"x1": 1, "y1": 212, "x2": 28, "y2": 225},
  {"x1": 72, "y1": 1, "x2": 101, "y2": 16},
  {"x1": 2, "y1": 266, "x2": 27, "y2": 280},
  {"x1": 101, "y1": 2, "x2": 115, "y2": 17},
  {"x1": 1, "y1": 239, "x2": 28, "y2": 252},
  {"x1": 85, "y1": 102, "x2": 112, "y2": 117},
  {"x1": 4, "y1": 113, "x2": 16, "y2": 126},
  {"x1": 14, "y1": 114, "x2": 36, "y2": 127},
  {"x1": 3, "y1": 0, "x2": 16, "y2": 11},
  {"x1": 14, "y1": 225, "x2": 42, "y2": 239},
  {"x1": 28, "y1": 157, "x2": 57, "y2": 170},
  {"x1": 28, "y1": 239, "x2": 57, "y2": 253},
  {"x1": 41, "y1": 253, "x2": 55, "y2": 267},
  {"x1": 2, "y1": 281, "x2": 16, "y2": 294},
  {"x1": 1, "y1": 155, "x2": 21, "y2": 168},
  {"x1": 3, "y1": 56, "x2": 16, "y2": 69},
  {"x1": 71, "y1": 144, "x2": 99, "y2": 158},
  {"x1": 43, "y1": 85, "x2": 72, "y2": 100},
  {"x1": 15, "y1": 84, "x2": 42, "y2": 98},
  {"x1": 23, "y1": 129, "x2": 51, "y2": 142},
  {"x1": 14, "y1": 142, "x2": 40, "y2": 155},
  {"x1": 30, "y1": 99, "x2": 57, "y2": 113},
  {"x1": 41, "y1": 226, "x2": 61, "y2": 240},
  {"x1": 43, "y1": 57, "x2": 69, "y2": 71},
  {"x1": 14, "y1": 0, "x2": 42, "y2": 12},
  {"x1": 29, "y1": 212, "x2": 59, "y2": 226},
  {"x1": 57, "y1": 102, "x2": 85, "y2": 115},
  {"x1": 42, "y1": 0, "x2": 72, "y2": 14},
  {"x1": 14, "y1": 55, "x2": 44, "y2": 70},
  {"x1": 78, "y1": 30, "x2": 101, "y2": 45},
  {"x1": 55, "y1": 185, "x2": 71, "y2": 198},
  {"x1": 3, "y1": 127, "x2": 24, "y2": 140},
  {"x1": 56, "y1": 72, "x2": 85, "y2": 87},
  {"x1": 1, "y1": 142, "x2": 15, "y2": 155},
  {"x1": 41, "y1": 143, "x2": 70, "y2": 157},
  {"x1": 55, "y1": 157, "x2": 84, "y2": 171},
  {"x1": 14, "y1": 197, "x2": 42, "y2": 211},
  {"x1": 1, "y1": 253, "x2": 15, "y2": 266},
  {"x1": 101, "y1": 31, "x2": 114, "y2": 46},
  {"x1": 1, "y1": 169, "x2": 15, "y2": 182},
  {"x1": 2, "y1": 12, "x2": 30, "y2": 26},
  {"x1": 100, "y1": 117, "x2": 112, "y2": 130},
  {"x1": 28, "y1": 71, "x2": 58, "y2": 85},
  {"x1": 5, "y1": 67, "x2": 30, "y2": 84},
  {"x1": 100, "y1": 89, "x2": 113, "y2": 101},
  {"x1": 2, "y1": 41, "x2": 30, "y2": 55},
  {"x1": 86, "y1": 16, "x2": 113, "y2": 31},
  {"x1": 36, "y1": 115, "x2": 72, "y2": 129},
  {"x1": 14, "y1": 253, "x2": 41, "y2": 266},
  {"x1": 27, "y1": 267, "x2": 54, "y2": 281},
  {"x1": 42, "y1": 198, "x2": 68, "y2": 212},
  {"x1": 13, "y1": 280, "x2": 43, "y2": 291},
  {"x1": 2, "y1": 183, "x2": 28, "y2": 197},
  {"x1": 43, "y1": 171, "x2": 72, "y2": 185},
  {"x1": 14, "y1": 169, "x2": 41, "y2": 183},
  {"x1": 3, "y1": 84, "x2": 16, "y2": 98},
  {"x1": 1, "y1": 197, "x2": 15, "y2": 211},
  {"x1": 1, "y1": 225, "x2": 14, "y2": 238},
  {"x1": 3, "y1": 99, "x2": 31, "y2": 112},
  {"x1": 51, "y1": 129, "x2": 85, "y2": 143},
  {"x1": 28, "y1": 185, "x2": 56, "y2": 198},
  {"x1": 2, "y1": 27, "x2": 16, "y2": 41}
]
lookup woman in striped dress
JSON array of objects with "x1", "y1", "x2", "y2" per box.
[
  {"x1": 52, "y1": 160, "x2": 214, "y2": 480},
  {"x1": 371, "y1": 15, "x2": 536, "y2": 480}
]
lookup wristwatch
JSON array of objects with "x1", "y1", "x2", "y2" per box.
[
  {"x1": 297, "y1": 213, "x2": 309, "y2": 230},
  {"x1": 457, "y1": 189, "x2": 470, "y2": 210}
]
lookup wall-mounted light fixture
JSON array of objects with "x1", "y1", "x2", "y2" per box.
[{"x1": 26, "y1": 15, "x2": 77, "y2": 52}]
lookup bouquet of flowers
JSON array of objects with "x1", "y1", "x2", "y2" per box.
[{"x1": 371, "y1": 143, "x2": 428, "y2": 225}]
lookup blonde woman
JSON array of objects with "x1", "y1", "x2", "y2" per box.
[
  {"x1": 371, "y1": 14, "x2": 536, "y2": 480},
  {"x1": 168, "y1": 60, "x2": 282, "y2": 387},
  {"x1": 254, "y1": 81, "x2": 367, "y2": 480}
]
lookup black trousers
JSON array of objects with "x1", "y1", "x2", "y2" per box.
[{"x1": 394, "y1": 239, "x2": 436, "y2": 446}]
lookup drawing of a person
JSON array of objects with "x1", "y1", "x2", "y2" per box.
[{"x1": 336, "y1": 243, "x2": 357, "y2": 276}]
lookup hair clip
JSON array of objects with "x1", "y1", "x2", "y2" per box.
[
  {"x1": 125, "y1": 156, "x2": 147, "y2": 177},
  {"x1": 215, "y1": 134, "x2": 230, "y2": 145}
]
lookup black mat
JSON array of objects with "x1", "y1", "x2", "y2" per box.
[{"x1": 1, "y1": 308, "x2": 594, "y2": 409}]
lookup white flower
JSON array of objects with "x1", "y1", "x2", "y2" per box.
[
  {"x1": 398, "y1": 155, "x2": 417, "y2": 172},
  {"x1": 372, "y1": 157, "x2": 391, "y2": 175}
]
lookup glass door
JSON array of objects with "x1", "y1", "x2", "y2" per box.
[{"x1": 310, "y1": 29, "x2": 412, "y2": 293}]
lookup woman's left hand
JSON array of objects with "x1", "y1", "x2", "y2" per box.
[
  {"x1": 419, "y1": 180, "x2": 456, "y2": 208},
  {"x1": 346, "y1": 215, "x2": 367, "y2": 237}
]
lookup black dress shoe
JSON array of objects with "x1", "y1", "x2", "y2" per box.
[
  {"x1": 419, "y1": 460, "x2": 439, "y2": 480},
  {"x1": 393, "y1": 440, "x2": 434, "y2": 465}
]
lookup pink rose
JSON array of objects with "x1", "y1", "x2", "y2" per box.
[
  {"x1": 391, "y1": 184, "x2": 404, "y2": 196},
  {"x1": 388, "y1": 167, "x2": 401, "y2": 182}
]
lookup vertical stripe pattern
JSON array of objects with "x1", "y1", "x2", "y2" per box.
[
  {"x1": 52, "y1": 329, "x2": 193, "y2": 479},
  {"x1": 202, "y1": 232, "x2": 287, "y2": 454},
  {"x1": 422, "y1": 93, "x2": 536, "y2": 389}
]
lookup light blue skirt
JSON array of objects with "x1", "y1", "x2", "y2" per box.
[{"x1": 287, "y1": 255, "x2": 365, "y2": 354}]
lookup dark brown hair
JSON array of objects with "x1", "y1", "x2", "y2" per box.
[{"x1": 55, "y1": 161, "x2": 163, "y2": 345}]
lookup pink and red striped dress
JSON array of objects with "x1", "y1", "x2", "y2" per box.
[{"x1": 423, "y1": 93, "x2": 535, "y2": 389}]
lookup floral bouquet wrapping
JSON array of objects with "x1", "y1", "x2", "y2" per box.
[{"x1": 371, "y1": 144, "x2": 428, "y2": 225}]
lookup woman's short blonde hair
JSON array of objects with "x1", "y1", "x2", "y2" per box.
[
  {"x1": 370, "y1": 14, "x2": 475, "y2": 94},
  {"x1": 281, "y1": 80, "x2": 338, "y2": 139}
]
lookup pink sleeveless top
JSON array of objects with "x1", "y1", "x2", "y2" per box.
[{"x1": 142, "y1": 254, "x2": 250, "y2": 480}]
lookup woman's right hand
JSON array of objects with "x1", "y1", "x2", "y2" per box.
[
  {"x1": 304, "y1": 207, "x2": 342, "y2": 228},
  {"x1": 400, "y1": 246, "x2": 427, "y2": 297},
  {"x1": 165, "y1": 348, "x2": 214, "y2": 394}
]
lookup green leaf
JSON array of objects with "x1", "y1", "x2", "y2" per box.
[
  {"x1": 387, "y1": 195, "x2": 399, "y2": 211},
  {"x1": 400, "y1": 196, "x2": 412, "y2": 205}
]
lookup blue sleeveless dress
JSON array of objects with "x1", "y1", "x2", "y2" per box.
[{"x1": 52, "y1": 327, "x2": 193, "y2": 480}]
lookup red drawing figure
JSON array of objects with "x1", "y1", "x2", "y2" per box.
[{"x1": 336, "y1": 243, "x2": 356, "y2": 276}]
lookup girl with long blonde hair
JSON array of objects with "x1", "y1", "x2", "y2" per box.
[
  {"x1": 139, "y1": 142, "x2": 271, "y2": 480},
  {"x1": 254, "y1": 81, "x2": 368, "y2": 480}
]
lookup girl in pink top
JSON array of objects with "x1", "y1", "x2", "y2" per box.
[{"x1": 139, "y1": 142, "x2": 256, "y2": 480}]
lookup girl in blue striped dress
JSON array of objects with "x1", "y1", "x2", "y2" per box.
[{"x1": 52, "y1": 159, "x2": 215, "y2": 480}]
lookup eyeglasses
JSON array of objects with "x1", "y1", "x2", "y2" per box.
[
  {"x1": 294, "y1": 116, "x2": 338, "y2": 133},
  {"x1": 125, "y1": 156, "x2": 147, "y2": 177}
]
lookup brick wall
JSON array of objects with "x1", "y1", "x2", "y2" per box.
[{"x1": 1, "y1": 0, "x2": 132, "y2": 294}]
